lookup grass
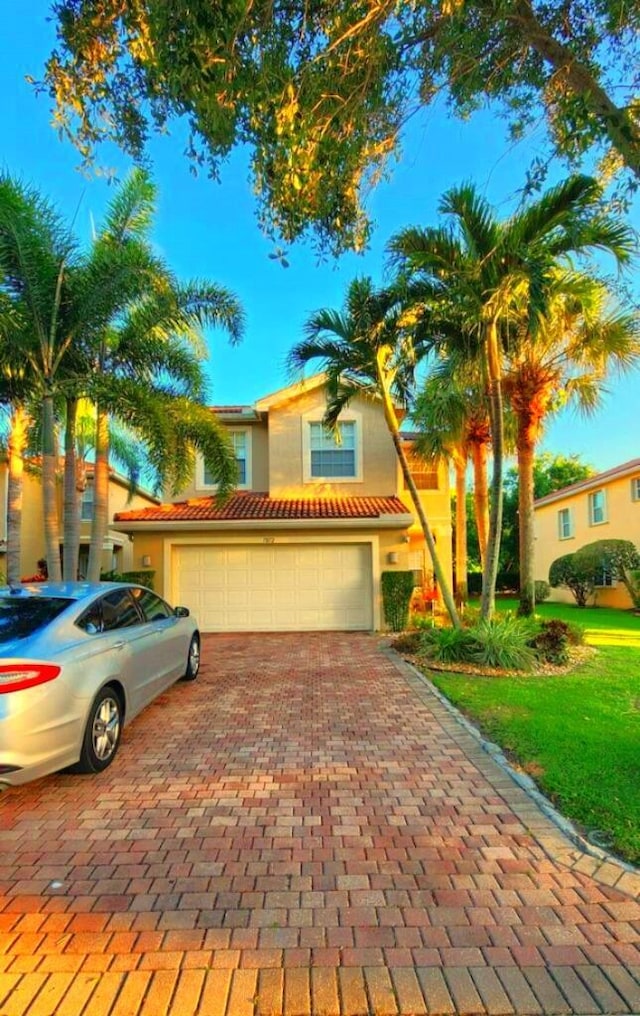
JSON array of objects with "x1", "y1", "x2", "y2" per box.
[{"x1": 422, "y1": 599, "x2": 640, "y2": 865}]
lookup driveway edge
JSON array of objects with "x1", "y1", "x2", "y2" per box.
[{"x1": 384, "y1": 646, "x2": 640, "y2": 902}]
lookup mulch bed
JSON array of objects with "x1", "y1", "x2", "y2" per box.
[{"x1": 388, "y1": 639, "x2": 596, "y2": 678}]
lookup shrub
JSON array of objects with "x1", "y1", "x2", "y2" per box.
[
  {"x1": 467, "y1": 572, "x2": 483, "y2": 596},
  {"x1": 529, "y1": 619, "x2": 570, "y2": 665},
  {"x1": 576, "y1": 540, "x2": 640, "y2": 608},
  {"x1": 534, "y1": 579, "x2": 550, "y2": 602},
  {"x1": 564, "y1": 621, "x2": 586, "y2": 646},
  {"x1": 549, "y1": 552, "x2": 598, "y2": 606},
  {"x1": 468, "y1": 616, "x2": 537, "y2": 671},
  {"x1": 101, "y1": 569, "x2": 156, "y2": 589},
  {"x1": 392, "y1": 631, "x2": 422, "y2": 655},
  {"x1": 419, "y1": 624, "x2": 476, "y2": 664},
  {"x1": 381, "y1": 571, "x2": 415, "y2": 632}
]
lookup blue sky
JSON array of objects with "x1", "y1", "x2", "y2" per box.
[{"x1": 2, "y1": 5, "x2": 639, "y2": 473}]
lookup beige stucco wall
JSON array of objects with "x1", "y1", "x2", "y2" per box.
[
  {"x1": 534, "y1": 469, "x2": 640, "y2": 607},
  {"x1": 118, "y1": 525, "x2": 427, "y2": 629},
  {"x1": 267, "y1": 388, "x2": 398, "y2": 497}
]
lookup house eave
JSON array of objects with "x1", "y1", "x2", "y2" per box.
[{"x1": 111, "y1": 514, "x2": 415, "y2": 533}]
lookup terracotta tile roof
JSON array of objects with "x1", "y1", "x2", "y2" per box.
[{"x1": 115, "y1": 492, "x2": 410, "y2": 523}]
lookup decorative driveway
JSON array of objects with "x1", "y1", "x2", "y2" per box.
[{"x1": 0, "y1": 632, "x2": 639, "y2": 1015}]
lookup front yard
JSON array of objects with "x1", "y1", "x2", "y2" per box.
[{"x1": 416, "y1": 600, "x2": 640, "y2": 866}]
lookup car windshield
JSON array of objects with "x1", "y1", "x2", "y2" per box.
[{"x1": 0, "y1": 597, "x2": 75, "y2": 643}]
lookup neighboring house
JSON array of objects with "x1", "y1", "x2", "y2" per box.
[
  {"x1": 534, "y1": 458, "x2": 640, "y2": 607},
  {"x1": 114, "y1": 375, "x2": 452, "y2": 632},
  {"x1": 0, "y1": 459, "x2": 160, "y2": 580}
]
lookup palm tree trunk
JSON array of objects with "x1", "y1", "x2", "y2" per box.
[
  {"x1": 376, "y1": 363, "x2": 461, "y2": 628},
  {"x1": 480, "y1": 320, "x2": 505, "y2": 620},
  {"x1": 517, "y1": 417, "x2": 536, "y2": 617},
  {"x1": 63, "y1": 396, "x2": 80, "y2": 581},
  {"x1": 470, "y1": 440, "x2": 489, "y2": 570},
  {"x1": 6, "y1": 406, "x2": 28, "y2": 585},
  {"x1": 453, "y1": 452, "x2": 468, "y2": 607},
  {"x1": 42, "y1": 391, "x2": 62, "y2": 581},
  {"x1": 87, "y1": 406, "x2": 109, "y2": 582}
]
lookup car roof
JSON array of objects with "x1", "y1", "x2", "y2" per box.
[{"x1": 0, "y1": 582, "x2": 139, "y2": 603}]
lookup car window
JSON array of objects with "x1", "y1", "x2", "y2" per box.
[
  {"x1": 100, "y1": 589, "x2": 142, "y2": 631},
  {"x1": 76, "y1": 602, "x2": 103, "y2": 634},
  {"x1": 0, "y1": 597, "x2": 74, "y2": 643},
  {"x1": 131, "y1": 588, "x2": 174, "y2": 622}
]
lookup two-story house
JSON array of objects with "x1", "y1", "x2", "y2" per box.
[
  {"x1": 534, "y1": 457, "x2": 640, "y2": 607},
  {"x1": 0, "y1": 459, "x2": 160, "y2": 579},
  {"x1": 113, "y1": 375, "x2": 452, "y2": 631}
]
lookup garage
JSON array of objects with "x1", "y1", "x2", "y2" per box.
[{"x1": 172, "y1": 542, "x2": 374, "y2": 632}]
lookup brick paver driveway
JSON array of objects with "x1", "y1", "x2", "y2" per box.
[{"x1": 0, "y1": 633, "x2": 639, "y2": 1016}]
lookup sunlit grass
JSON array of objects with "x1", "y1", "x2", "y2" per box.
[{"x1": 423, "y1": 599, "x2": 640, "y2": 865}]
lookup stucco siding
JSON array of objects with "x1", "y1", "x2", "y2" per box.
[{"x1": 534, "y1": 467, "x2": 640, "y2": 608}]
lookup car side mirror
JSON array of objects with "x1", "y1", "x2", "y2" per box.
[{"x1": 174, "y1": 606, "x2": 190, "y2": 617}]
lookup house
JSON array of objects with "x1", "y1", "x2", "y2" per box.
[
  {"x1": 0, "y1": 459, "x2": 160, "y2": 580},
  {"x1": 113, "y1": 375, "x2": 452, "y2": 631},
  {"x1": 534, "y1": 458, "x2": 640, "y2": 607}
]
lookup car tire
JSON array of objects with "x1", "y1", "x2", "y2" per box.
[
  {"x1": 183, "y1": 634, "x2": 200, "y2": 681},
  {"x1": 72, "y1": 686, "x2": 123, "y2": 774}
]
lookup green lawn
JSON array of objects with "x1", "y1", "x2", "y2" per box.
[{"x1": 425, "y1": 600, "x2": 640, "y2": 865}]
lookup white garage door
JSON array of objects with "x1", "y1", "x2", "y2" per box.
[{"x1": 173, "y1": 543, "x2": 373, "y2": 632}]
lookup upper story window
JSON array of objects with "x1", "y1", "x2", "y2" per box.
[
  {"x1": 588, "y1": 489, "x2": 607, "y2": 526},
  {"x1": 402, "y1": 451, "x2": 439, "y2": 490},
  {"x1": 557, "y1": 507, "x2": 573, "y2": 540},
  {"x1": 631, "y1": 477, "x2": 640, "y2": 502},
  {"x1": 80, "y1": 484, "x2": 94, "y2": 522},
  {"x1": 302, "y1": 411, "x2": 363, "y2": 483},
  {"x1": 200, "y1": 429, "x2": 251, "y2": 489}
]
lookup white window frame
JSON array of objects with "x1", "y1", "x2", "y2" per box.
[
  {"x1": 588, "y1": 488, "x2": 607, "y2": 526},
  {"x1": 196, "y1": 428, "x2": 252, "y2": 490},
  {"x1": 557, "y1": 507, "x2": 574, "y2": 540},
  {"x1": 594, "y1": 564, "x2": 615, "y2": 588},
  {"x1": 631, "y1": 477, "x2": 640, "y2": 502},
  {"x1": 302, "y1": 409, "x2": 363, "y2": 483},
  {"x1": 80, "y1": 484, "x2": 94, "y2": 522}
]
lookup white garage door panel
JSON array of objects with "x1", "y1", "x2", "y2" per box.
[{"x1": 174, "y1": 543, "x2": 372, "y2": 632}]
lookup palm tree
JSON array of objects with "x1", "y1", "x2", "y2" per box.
[
  {"x1": 504, "y1": 271, "x2": 640, "y2": 615},
  {"x1": 390, "y1": 175, "x2": 635, "y2": 618},
  {"x1": 412, "y1": 363, "x2": 492, "y2": 605},
  {"x1": 289, "y1": 276, "x2": 461, "y2": 628},
  {"x1": 0, "y1": 170, "x2": 244, "y2": 582}
]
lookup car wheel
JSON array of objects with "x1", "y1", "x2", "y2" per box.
[
  {"x1": 74, "y1": 686, "x2": 123, "y2": 774},
  {"x1": 183, "y1": 634, "x2": 200, "y2": 681}
]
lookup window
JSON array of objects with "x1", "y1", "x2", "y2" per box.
[
  {"x1": 632, "y1": 477, "x2": 640, "y2": 502},
  {"x1": 80, "y1": 485, "x2": 94, "y2": 522},
  {"x1": 588, "y1": 489, "x2": 607, "y2": 525},
  {"x1": 100, "y1": 589, "x2": 142, "y2": 631},
  {"x1": 202, "y1": 430, "x2": 250, "y2": 488},
  {"x1": 557, "y1": 507, "x2": 573, "y2": 540},
  {"x1": 403, "y1": 452, "x2": 439, "y2": 490},
  {"x1": 309, "y1": 421, "x2": 356, "y2": 478},
  {"x1": 131, "y1": 587, "x2": 173, "y2": 622},
  {"x1": 0, "y1": 597, "x2": 74, "y2": 643},
  {"x1": 595, "y1": 565, "x2": 614, "y2": 588}
]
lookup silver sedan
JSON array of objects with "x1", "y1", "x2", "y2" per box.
[{"x1": 0, "y1": 582, "x2": 200, "y2": 788}]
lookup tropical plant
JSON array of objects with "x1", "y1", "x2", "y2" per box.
[
  {"x1": 288, "y1": 275, "x2": 461, "y2": 627},
  {"x1": 412, "y1": 362, "x2": 492, "y2": 600},
  {"x1": 390, "y1": 175, "x2": 635, "y2": 620},
  {"x1": 504, "y1": 271, "x2": 640, "y2": 616},
  {"x1": 0, "y1": 170, "x2": 244, "y2": 581}
]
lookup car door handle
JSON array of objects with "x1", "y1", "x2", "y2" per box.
[{"x1": 113, "y1": 641, "x2": 125, "y2": 650}]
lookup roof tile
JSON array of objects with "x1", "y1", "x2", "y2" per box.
[{"x1": 115, "y1": 492, "x2": 409, "y2": 523}]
